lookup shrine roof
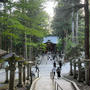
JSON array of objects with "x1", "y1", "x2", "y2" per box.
[
  {"x1": 43, "y1": 36, "x2": 58, "y2": 44},
  {"x1": 2, "y1": 52, "x2": 16, "y2": 59}
]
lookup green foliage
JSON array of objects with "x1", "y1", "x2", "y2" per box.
[
  {"x1": 0, "y1": 59, "x2": 4, "y2": 63},
  {"x1": 39, "y1": 43, "x2": 46, "y2": 51},
  {"x1": 51, "y1": 0, "x2": 87, "y2": 60},
  {"x1": 65, "y1": 44, "x2": 81, "y2": 60},
  {"x1": 56, "y1": 39, "x2": 63, "y2": 52},
  {"x1": 51, "y1": 0, "x2": 72, "y2": 39},
  {"x1": 64, "y1": 35, "x2": 83, "y2": 60},
  {"x1": 26, "y1": 42, "x2": 38, "y2": 47},
  {"x1": 0, "y1": 0, "x2": 48, "y2": 56}
]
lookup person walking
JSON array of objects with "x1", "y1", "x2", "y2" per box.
[
  {"x1": 35, "y1": 65, "x2": 39, "y2": 72},
  {"x1": 53, "y1": 55, "x2": 56, "y2": 60},
  {"x1": 56, "y1": 67, "x2": 61, "y2": 79},
  {"x1": 47, "y1": 55, "x2": 50, "y2": 61},
  {"x1": 50, "y1": 70, "x2": 54, "y2": 79},
  {"x1": 50, "y1": 67, "x2": 56, "y2": 79},
  {"x1": 58, "y1": 61, "x2": 62, "y2": 68},
  {"x1": 52, "y1": 67, "x2": 56, "y2": 76},
  {"x1": 53, "y1": 61, "x2": 56, "y2": 68}
]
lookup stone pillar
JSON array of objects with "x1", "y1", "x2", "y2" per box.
[
  {"x1": 70, "y1": 59, "x2": 73, "y2": 75},
  {"x1": 5, "y1": 66, "x2": 9, "y2": 83},
  {"x1": 8, "y1": 55, "x2": 16, "y2": 90},
  {"x1": 73, "y1": 60, "x2": 77, "y2": 79},
  {"x1": 30, "y1": 66, "x2": 32, "y2": 86},
  {"x1": 17, "y1": 61, "x2": 23, "y2": 87},
  {"x1": 23, "y1": 65, "x2": 26, "y2": 85},
  {"x1": 27, "y1": 64, "x2": 30, "y2": 80},
  {"x1": 78, "y1": 59, "x2": 82, "y2": 82},
  {"x1": 9, "y1": 68, "x2": 16, "y2": 90},
  {"x1": 85, "y1": 60, "x2": 90, "y2": 85},
  {"x1": 29, "y1": 65, "x2": 31, "y2": 77}
]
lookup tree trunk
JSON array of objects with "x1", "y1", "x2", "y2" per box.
[
  {"x1": 10, "y1": 35, "x2": 13, "y2": 52},
  {"x1": 0, "y1": 32, "x2": 2, "y2": 49},
  {"x1": 72, "y1": 11, "x2": 75, "y2": 43},
  {"x1": 84, "y1": 0, "x2": 90, "y2": 85},
  {"x1": 24, "y1": 32, "x2": 27, "y2": 60},
  {"x1": 75, "y1": 11, "x2": 79, "y2": 44},
  {"x1": 29, "y1": 37, "x2": 32, "y2": 61},
  {"x1": 84, "y1": 0, "x2": 89, "y2": 59}
]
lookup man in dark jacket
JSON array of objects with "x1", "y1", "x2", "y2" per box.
[{"x1": 58, "y1": 61, "x2": 62, "y2": 68}]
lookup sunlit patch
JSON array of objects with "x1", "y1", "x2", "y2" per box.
[{"x1": 44, "y1": 1, "x2": 57, "y2": 17}]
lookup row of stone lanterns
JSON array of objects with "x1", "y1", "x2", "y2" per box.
[
  {"x1": 1, "y1": 53, "x2": 35, "y2": 90},
  {"x1": 70, "y1": 58, "x2": 90, "y2": 85}
]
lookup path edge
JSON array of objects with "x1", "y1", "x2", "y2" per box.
[
  {"x1": 62, "y1": 77, "x2": 80, "y2": 90},
  {"x1": 30, "y1": 78, "x2": 40, "y2": 90}
]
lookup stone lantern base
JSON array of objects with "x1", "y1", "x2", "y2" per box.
[
  {"x1": 85, "y1": 59, "x2": 90, "y2": 85},
  {"x1": 17, "y1": 84, "x2": 23, "y2": 87}
]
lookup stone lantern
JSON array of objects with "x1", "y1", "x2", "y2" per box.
[
  {"x1": 77, "y1": 59, "x2": 82, "y2": 82},
  {"x1": 26, "y1": 60, "x2": 34, "y2": 86},
  {"x1": 2, "y1": 53, "x2": 23, "y2": 90},
  {"x1": 27, "y1": 61, "x2": 30, "y2": 80},
  {"x1": 73, "y1": 60, "x2": 77, "y2": 79},
  {"x1": 70, "y1": 58, "x2": 73, "y2": 75},
  {"x1": 5, "y1": 66, "x2": 9, "y2": 83},
  {"x1": 17, "y1": 60, "x2": 25, "y2": 87},
  {"x1": 23, "y1": 63, "x2": 26, "y2": 85},
  {"x1": 84, "y1": 59, "x2": 90, "y2": 85},
  {"x1": 9, "y1": 54, "x2": 16, "y2": 90}
]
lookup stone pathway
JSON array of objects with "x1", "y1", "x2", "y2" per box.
[
  {"x1": 55, "y1": 78, "x2": 75, "y2": 90},
  {"x1": 32, "y1": 54, "x2": 76, "y2": 90},
  {"x1": 33, "y1": 77, "x2": 75, "y2": 90},
  {"x1": 34, "y1": 77, "x2": 54, "y2": 90}
]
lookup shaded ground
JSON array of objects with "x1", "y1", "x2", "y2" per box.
[
  {"x1": 55, "y1": 78, "x2": 75, "y2": 90},
  {"x1": 64, "y1": 73, "x2": 90, "y2": 90},
  {"x1": 34, "y1": 77, "x2": 54, "y2": 90}
]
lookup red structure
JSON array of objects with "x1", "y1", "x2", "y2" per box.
[{"x1": 45, "y1": 40, "x2": 56, "y2": 53}]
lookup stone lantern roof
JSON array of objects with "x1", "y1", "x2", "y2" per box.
[
  {"x1": 0, "y1": 49, "x2": 7, "y2": 57},
  {"x1": 1, "y1": 52, "x2": 16, "y2": 59},
  {"x1": 1, "y1": 52, "x2": 24, "y2": 62}
]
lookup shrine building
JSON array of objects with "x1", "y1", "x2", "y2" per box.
[{"x1": 43, "y1": 36, "x2": 58, "y2": 53}]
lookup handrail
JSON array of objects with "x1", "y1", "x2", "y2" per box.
[
  {"x1": 30, "y1": 78, "x2": 40, "y2": 90},
  {"x1": 54, "y1": 80, "x2": 63, "y2": 90}
]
